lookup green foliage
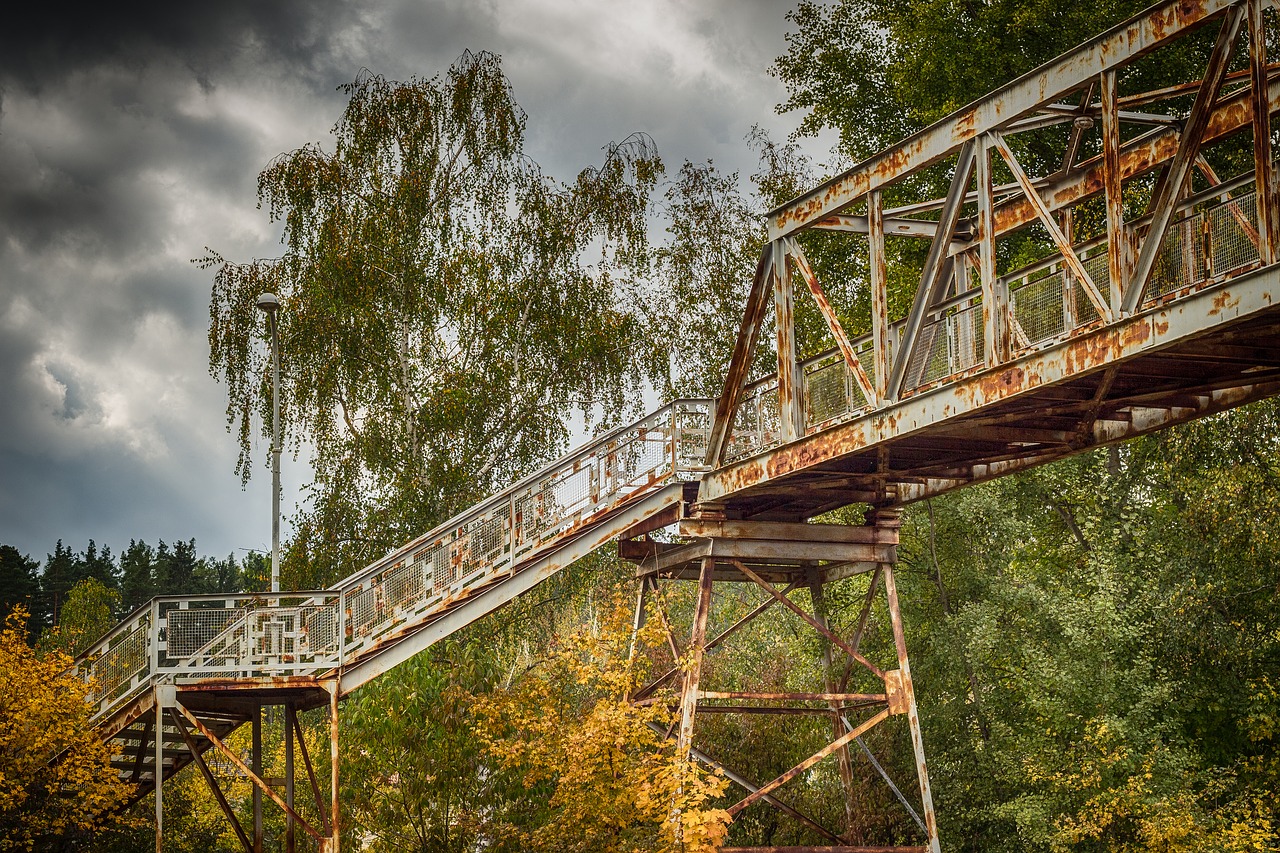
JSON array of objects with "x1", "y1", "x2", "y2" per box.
[
  {"x1": 646, "y1": 127, "x2": 873, "y2": 399},
  {"x1": 40, "y1": 578, "x2": 120, "y2": 657},
  {"x1": 342, "y1": 641, "x2": 498, "y2": 852},
  {"x1": 203, "y1": 51, "x2": 662, "y2": 587},
  {"x1": 884, "y1": 403, "x2": 1280, "y2": 850},
  {"x1": 0, "y1": 546, "x2": 42, "y2": 633}
]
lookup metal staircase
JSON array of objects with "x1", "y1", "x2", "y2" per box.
[{"x1": 76, "y1": 399, "x2": 714, "y2": 804}]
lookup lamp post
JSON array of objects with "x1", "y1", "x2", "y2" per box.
[{"x1": 256, "y1": 292, "x2": 281, "y2": 594}]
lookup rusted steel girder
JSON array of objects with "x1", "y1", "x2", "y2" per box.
[
  {"x1": 1125, "y1": 4, "x2": 1246, "y2": 313},
  {"x1": 707, "y1": 248, "x2": 775, "y2": 465},
  {"x1": 766, "y1": 0, "x2": 1238, "y2": 240},
  {"x1": 886, "y1": 141, "x2": 976, "y2": 401},
  {"x1": 699, "y1": 266, "x2": 1280, "y2": 508}
]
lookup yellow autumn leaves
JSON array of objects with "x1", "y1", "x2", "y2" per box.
[
  {"x1": 0, "y1": 609, "x2": 135, "y2": 851},
  {"x1": 473, "y1": 595, "x2": 731, "y2": 853}
]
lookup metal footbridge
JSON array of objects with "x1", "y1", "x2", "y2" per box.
[{"x1": 73, "y1": 0, "x2": 1280, "y2": 849}]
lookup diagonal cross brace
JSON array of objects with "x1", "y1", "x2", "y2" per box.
[
  {"x1": 706, "y1": 245, "x2": 775, "y2": 465},
  {"x1": 732, "y1": 559, "x2": 885, "y2": 679},
  {"x1": 169, "y1": 709, "x2": 253, "y2": 852},
  {"x1": 1124, "y1": 4, "x2": 1247, "y2": 314},
  {"x1": 992, "y1": 133, "x2": 1113, "y2": 322},
  {"x1": 727, "y1": 707, "x2": 892, "y2": 816},
  {"x1": 174, "y1": 701, "x2": 326, "y2": 843},
  {"x1": 888, "y1": 140, "x2": 977, "y2": 400},
  {"x1": 788, "y1": 238, "x2": 879, "y2": 405}
]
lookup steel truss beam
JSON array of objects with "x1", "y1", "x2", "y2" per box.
[
  {"x1": 766, "y1": 0, "x2": 1239, "y2": 239},
  {"x1": 708, "y1": 0, "x2": 1280, "y2": 480}
]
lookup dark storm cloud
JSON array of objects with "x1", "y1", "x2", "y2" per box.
[
  {"x1": 0, "y1": 0, "x2": 350, "y2": 559},
  {"x1": 0, "y1": 0, "x2": 823, "y2": 565},
  {"x1": 1, "y1": 0, "x2": 357, "y2": 89}
]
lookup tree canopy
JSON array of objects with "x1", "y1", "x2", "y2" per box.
[{"x1": 204, "y1": 51, "x2": 662, "y2": 587}]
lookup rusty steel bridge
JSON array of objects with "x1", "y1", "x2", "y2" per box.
[{"x1": 74, "y1": 0, "x2": 1280, "y2": 849}]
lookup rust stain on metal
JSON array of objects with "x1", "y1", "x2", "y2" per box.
[{"x1": 1210, "y1": 290, "x2": 1241, "y2": 315}]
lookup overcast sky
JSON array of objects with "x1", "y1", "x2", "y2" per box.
[{"x1": 0, "y1": 0, "x2": 834, "y2": 566}]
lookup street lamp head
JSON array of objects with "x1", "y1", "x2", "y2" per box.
[{"x1": 256, "y1": 292, "x2": 280, "y2": 313}]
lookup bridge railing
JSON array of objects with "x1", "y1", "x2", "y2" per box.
[
  {"x1": 337, "y1": 398, "x2": 713, "y2": 662},
  {"x1": 725, "y1": 170, "x2": 1264, "y2": 462},
  {"x1": 76, "y1": 399, "x2": 714, "y2": 722}
]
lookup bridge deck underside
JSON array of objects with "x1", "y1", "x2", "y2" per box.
[{"x1": 705, "y1": 270, "x2": 1280, "y2": 521}]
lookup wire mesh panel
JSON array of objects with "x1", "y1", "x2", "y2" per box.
[
  {"x1": 904, "y1": 301, "x2": 984, "y2": 389},
  {"x1": 346, "y1": 585, "x2": 381, "y2": 639},
  {"x1": 674, "y1": 400, "x2": 713, "y2": 476},
  {"x1": 1072, "y1": 249, "x2": 1111, "y2": 326},
  {"x1": 430, "y1": 543, "x2": 454, "y2": 593},
  {"x1": 84, "y1": 616, "x2": 151, "y2": 717},
  {"x1": 857, "y1": 339, "x2": 877, "y2": 389},
  {"x1": 600, "y1": 427, "x2": 669, "y2": 500},
  {"x1": 1208, "y1": 191, "x2": 1261, "y2": 277},
  {"x1": 383, "y1": 558, "x2": 425, "y2": 613},
  {"x1": 182, "y1": 618, "x2": 249, "y2": 677},
  {"x1": 1011, "y1": 271, "x2": 1068, "y2": 347},
  {"x1": 458, "y1": 512, "x2": 508, "y2": 578},
  {"x1": 167, "y1": 596, "x2": 342, "y2": 677},
  {"x1": 904, "y1": 319, "x2": 947, "y2": 389},
  {"x1": 1149, "y1": 211, "x2": 1206, "y2": 300},
  {"x1": 952, "y1": 304, "x2": 984, "y2": 373},
  {"x1": 166, "y1": 606, "x2": 246, "y2": 658},
  {"x1": 243, "y1": 604, "x2": 342, "y2": 669},
  {"x1": 725, "y1": 382, "x2": 784, "y2": 462},
  {"x1": 804, "y1": 354, "x2": 853, "y2": 426}
]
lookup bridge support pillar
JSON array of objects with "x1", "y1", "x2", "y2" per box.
[
  {"x1": 623, "y1": 511, "x2": 942, "y2": 851},
  {"x1": 148, "y1": 679, "x2": 340, "y2": 853}
]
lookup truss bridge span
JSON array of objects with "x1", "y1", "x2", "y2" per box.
[{"x1": 71, "y1": 0, "x2": 1280, "y2": 848}]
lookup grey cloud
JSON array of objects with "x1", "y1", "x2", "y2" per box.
[{"x1": 0, "y1": 0, "x2": 819, "y2": 565}]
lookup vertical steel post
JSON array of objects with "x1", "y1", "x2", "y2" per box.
[
  {"x1": 869, "y1": 190, "x2": 890, "y2": 401},
  {"x1": 628, "y1": 576, "x2": 649, "y2": 666},
  {"x1": 330, "y1": 681, "x2": 341, "y2": 853},
  {"x1": 269, "y1": 309, "x2": 281, "y2": 595},
  {"x1": 1250, "y1": 0, "x2": 1278, "y2": 263},
  {"x1": 252, "y1": 704, "x2": 263, "y2": 853},
  {"x1": 676, "y1": 558, "x2": 715, "y2": 761},
  {"x1": 149, "y1": 600, "x2": 160, "y2": 680},
  {"x1": 882, "y1": 563, "x2": 941, "y2": 853},
  {"x1": 773, "y1": 241, "x2": 804, "y2": 442},
  {"x1": 286, "y1": 704, "x2": 295, "y2": 853},
  {"x1": 1101, "y1": 68, "x2": 1127, "y2": 309},
  {"x1": 154, "y1": 694, "x2": 163, "y2": 853},
  {"x1": 976, "y1": 136, "x2": 1005, "y2": 366},
  {"x1": 810, "y1": 575, "x2": 857, "y2": 835}
]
